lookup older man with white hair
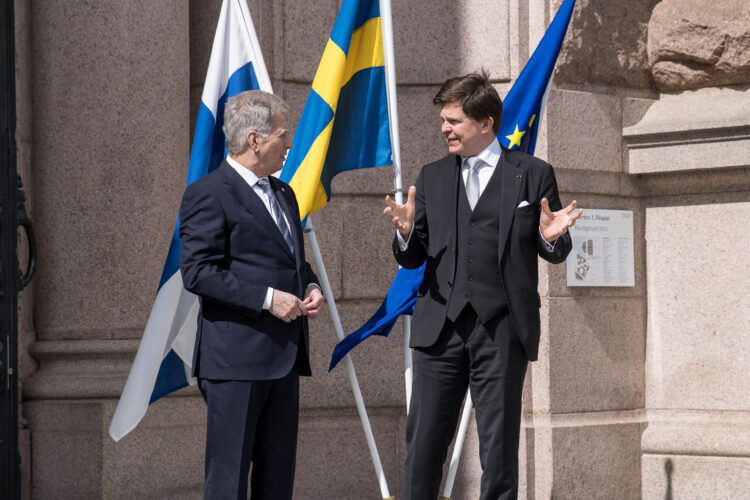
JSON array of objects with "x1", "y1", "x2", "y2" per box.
[{"x1": 179, "y1": 90, "x2": 323, "y2": 500}]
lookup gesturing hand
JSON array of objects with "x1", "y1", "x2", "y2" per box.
[
  {"x1": 539, "y1": 198, "x2": 583, "y2": 242},
  {"x1": 303, "y1": 286, "x2": 324, "y2": 319},
  {"x1": 269, "y1": 289, "x2": 307, "y2": 323},
  {"x1": 383, "y1": 185, "x2": 416, "y2": 240}
]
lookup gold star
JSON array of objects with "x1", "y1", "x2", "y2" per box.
[
  {"x1": 528, "y1": 114, "x2": 536, "y2": 127},
  {"x1": 505, "y1": 124, "x2": 526, "y2": 149}
]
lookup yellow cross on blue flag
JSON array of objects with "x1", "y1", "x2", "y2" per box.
[{"x1": 280, "y1": 0, "x2": 392, "y2": 220}]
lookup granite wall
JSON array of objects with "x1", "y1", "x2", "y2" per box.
[{"x1": 17, "y1": 0, "x2": 750, "y2": 498}]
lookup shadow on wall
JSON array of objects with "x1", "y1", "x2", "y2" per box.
[
  {"x1": 554, "y1": 0, "x2": 660, "y2": 89},
  {"x1": 664, "y1": 458, "x2": 673, "y2": 500}
]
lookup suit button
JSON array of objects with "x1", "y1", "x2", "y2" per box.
[
  {"x1": 470, "y1": 222, "x2": 476, "y2": 227},
  {"x1": 468, "y1": 258, "x2": 473, "y2": 263},
  {"x1": 448, "y1": 281, "x2": 453, "y2": 287},
  {"x1": 468, "y1": 240, "x2": 473, "y2": 245},
  {"x1": 465, "y1": 293, "x2": 469, "y2": 298},
  {"x1": 468, "y1": 276, "x2": 473, "y2": 281}
]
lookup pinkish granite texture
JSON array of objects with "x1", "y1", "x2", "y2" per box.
[
  {"x1": 18, "y1": 0, "x2": 750, "y2": 499},
  {"x1": 555, "y1": 0, "x2": 658, "y2": 89},
  {"x1": 648, "y1": 0, "x2": 750, "y2": 90},
  {"x1": 30, "y1": 0, "x2": 190, "y2": 341}
]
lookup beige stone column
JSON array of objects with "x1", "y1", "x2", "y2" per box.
[
  {"x1": 624, "y1": 87, "x2": 750, "y2": 499},
  {"x1": 517, "y1": 1, "x2": 657, "y2": 497},
  {"x1": 23, "y1": 1, "x2": 191, "y2": 497}
]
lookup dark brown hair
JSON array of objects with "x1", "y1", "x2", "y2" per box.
[{"x1": 433, "y1": 69, "x2": 502, "y2": 134}]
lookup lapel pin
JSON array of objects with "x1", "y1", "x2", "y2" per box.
[{"x1": 515, "y1": 174, "x2": 522, "y2": 180}]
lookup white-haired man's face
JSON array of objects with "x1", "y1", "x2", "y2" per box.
[{"x1": 252, "y1": 112, "x2": 293, "y2": 177}]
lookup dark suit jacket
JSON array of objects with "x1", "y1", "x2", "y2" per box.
[
  {"x1": 393, "y1": 147, "x2": 571, "y2": 361},
  {"x1": 179, "y1": 161, "x2": 319, "y2": 381}
]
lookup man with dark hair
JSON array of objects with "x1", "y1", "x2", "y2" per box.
[
  {"x1": 384, "y1": 71, "x2": 581, "y2": 499},
  {"x1": 180, "y1": 90, "x2": 323, "y2": 500}
]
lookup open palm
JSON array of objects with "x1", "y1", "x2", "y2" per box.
[{"x1": 539, "y1": 198, "x2": 582, "y2": 242}]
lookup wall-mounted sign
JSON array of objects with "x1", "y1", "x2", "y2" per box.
[{"x1": 566, "y1": 209, "x2": 634, "y2": 287}]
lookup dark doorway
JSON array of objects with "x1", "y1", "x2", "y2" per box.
[{"x1": 1, "y1": 1, "x2": 34, "y2": 497}]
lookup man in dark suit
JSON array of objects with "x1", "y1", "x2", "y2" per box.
[
  {"x1": 179, "y1": 90, "x2": 323, "y2": 500},
  {"x1": 384, "y1": 71, "x2": 581, "y2": 500}
]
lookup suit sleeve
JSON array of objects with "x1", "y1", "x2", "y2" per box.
[
  {"x1": 179, "y1": 183, "x2": 267, "y2": 318},
  {"x1": 536, "y1": 163, "x2": 572, "y2": 264},
  {"x1": 392, "y1": 168, "x2": 429, "y2": 269}
]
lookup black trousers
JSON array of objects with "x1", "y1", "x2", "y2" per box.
[
  {"x1": 199, "y1": 371, "x2": 299, "y2": 500},
  {"x1": 403, "y1": 305, "x2": 528, "y2": 500}
]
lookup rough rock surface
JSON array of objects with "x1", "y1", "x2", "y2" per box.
[
  {"x1": 554, "y1": 0, "x2": 658, "y2": 89},
  {"x1": 648, "y1": 0, "x2": 750, "y2": 90}
]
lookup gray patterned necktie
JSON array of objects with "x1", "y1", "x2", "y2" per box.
[
  {"x1": 257, "y1": 178, "x2": 294, "y2": 253},
  {"x1": 464, "y1": 157, "x2": 481, "y2": 210}
]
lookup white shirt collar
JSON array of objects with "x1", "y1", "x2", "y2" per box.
[
  {"x1": 461, "y1": 137, "x2": 502, "y2": 169},
  {"x1": 226, "y1": 155, "x2": 262, "y2": 188}
]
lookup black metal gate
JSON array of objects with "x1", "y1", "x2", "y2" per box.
[{"x1": 1, "y1": 0, "x2": 34, "y2": 497}]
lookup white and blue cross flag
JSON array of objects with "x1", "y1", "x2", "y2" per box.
[{"x1": 109, "y1": 0, "x2": 272, "y2": 441}]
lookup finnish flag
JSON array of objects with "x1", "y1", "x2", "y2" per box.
[{"x1": 109, "y1": 0, "x2": 272, "y2": 441}]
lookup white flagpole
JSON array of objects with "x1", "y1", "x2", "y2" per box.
[
  {"x1": 440, "y1": 394, "x2": 473, "y2": 500},
  {"x1": 304, "y1": 217, "x2": 394, "y2": 500},
  {"x1": 236, "y1": 0, "x2": 271, "y2": 90},
  {"x1": 378, "y1": 0, "x2": 413, "y2": 412},
  {"x1": 238, "y1": 3, "x2": 392, "y2": 498}
]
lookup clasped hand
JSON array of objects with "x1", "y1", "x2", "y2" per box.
[{"x1": 269, "y1": 286, "x2": 324, "y2": 323}]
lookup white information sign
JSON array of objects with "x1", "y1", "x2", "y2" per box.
[{"x1": 565, "y1": 209, "x2": 634, "y2": 287}]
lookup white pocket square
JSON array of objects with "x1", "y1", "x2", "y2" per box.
[{"x1": 517, "y1": 200, "x2": 530, "y2": 208}]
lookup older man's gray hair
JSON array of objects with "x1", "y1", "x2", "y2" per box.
[{"x1": 223, "y1": 90, "x2": 290, "y2": 155}]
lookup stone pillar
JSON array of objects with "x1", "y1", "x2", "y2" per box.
[
  {"x1": 23, "y1": 0, "x2": 191, "y2": 497},
  {"x1": 623, "y1": 87, "x2": 750, "y2": 499},
  {"x1": 517, "y1": 1, "x2": 656, "y2": 497}
]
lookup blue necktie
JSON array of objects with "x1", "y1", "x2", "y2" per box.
[{"x1": 257, "y1": 178, "x2": 294, "y2": 253}]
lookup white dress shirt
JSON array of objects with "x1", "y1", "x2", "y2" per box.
[
  {"x1": 226, "y1": 156, "x2": 318, "y2": 310},
  {"x1": 397, "y1": 138, "x2": 556, "y2": 252}
]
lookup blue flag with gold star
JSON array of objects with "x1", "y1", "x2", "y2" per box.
[
  {"x1": 329, "y1": 0, "x2": 576, "y2": 371},
  {"x1": 499, "y1": 0, "x2": 576, "y2": 154}
]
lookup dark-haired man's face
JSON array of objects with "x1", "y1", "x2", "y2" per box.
[{"x1": 439, "y1": 101, "x2": 494, "y2": 157}]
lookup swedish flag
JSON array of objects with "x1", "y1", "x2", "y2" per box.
[{"x1": 281, "y1": 0, "x2": 392, "y2": 220}]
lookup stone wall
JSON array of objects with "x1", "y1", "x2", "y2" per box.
[{"x1": 18, "y1": 0, "x2": 750, "y2": 498}]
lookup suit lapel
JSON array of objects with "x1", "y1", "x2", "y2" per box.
[
  {"x1": 219, "y1": 163, "x2": 295, "y2": 260},
  {"x1": 497, "y1": 149, "x2": 525, "y2": 260},
  {"x1": 270, "y1": 177, "x2": 304, "y2": 271},
  {"x1": 446, "y1": 155, "x2": 460, "y2": 251}
]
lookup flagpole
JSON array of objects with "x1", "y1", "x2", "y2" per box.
[
  {"x1": 440, "y1": 393, "x2": 473, "y2": 500},
  {"x1": 236, "y1": 0, "x2": 271, "y2": 90},
  {"x1": 237, "y1": 3, "x2": 392, "y2": 497},
  {"x1": 378, "y1": 0, "x2": 413, "y2": 412},
  {"x1": 304, "y1": 217, "x2": 394, "y2": 500}
]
